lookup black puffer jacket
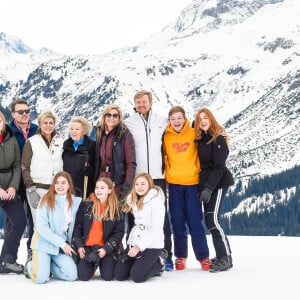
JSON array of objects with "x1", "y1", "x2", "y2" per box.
[
  {"x1": 196, "y1": 132, "x2": 234, "y2": 192},
  {"x1": 0, "y1": 124, "x2": 21, "y2": 190},
  {"x1": 72, "y1": 200, "x2": 124, "y2": 255},
  {"x1": 62, "y1": 136, "x2": 96, "y2": 197}
]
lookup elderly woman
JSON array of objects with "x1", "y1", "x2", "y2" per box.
[
  {"x1": 0, "y1": 112, "x2": 26, "y2": 274},
  {"x1": 94, "y1": 104, "x2": 136, "y2": 202},
  {"x1": 62, "y1": 116, "x2": 95, "y2": 199}
]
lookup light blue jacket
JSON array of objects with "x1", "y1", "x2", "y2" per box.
[{"x1": 31, "y1": 194, "x2": 81, "y2": 255}]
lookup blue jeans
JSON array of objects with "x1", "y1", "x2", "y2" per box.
[
  {"x1": 0, "y1": 198, "x2": 26, "y2": 263},
  {"x1": 169, "y1": 184, "x2": 209, "y2": 261}
]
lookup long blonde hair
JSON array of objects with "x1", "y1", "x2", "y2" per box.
[
  {"x1": 194, "y1": 108, "x2": 229, "y2": 144},
  {"x1": 87, "y1": 177, "x2": 122, "y2": 221},
  {"x1": 39, "y1": 171, "x2": 75, "y2": 210},
  {"x1": 96, "y1": 104, "x2": 127, "y2": 140},
  {"x1": 123, "y1": 173, "x2": 160, "y2": 212}
]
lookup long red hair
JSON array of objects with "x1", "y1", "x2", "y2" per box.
[{"x1": 194, "y1": 108, "x2": 229, "y2": 144}]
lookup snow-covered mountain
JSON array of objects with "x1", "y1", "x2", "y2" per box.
[
  {"x1": 0, "y1": 0, "x2": 299, "y2": 234},
  {"x1": 0, "y1": 32, "x2": 32, "y2": 54}
]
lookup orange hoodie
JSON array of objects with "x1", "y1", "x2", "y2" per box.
[{"x1": 163, "y1": 119, "x2": 200, "y2": 185}]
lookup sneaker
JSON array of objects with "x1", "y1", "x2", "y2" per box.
[
  {"x1": 209, "y1": 256, "x2": 232, "y2": 273},
  {"x1": 175, "y1": 258, "x2": 186, "y2": 270},
  {"x1": 211, "y1": 255, "x2": 233, "y2": 268},
  {"x1": 200, "y1": 257, "x2": 211, "y2": 271},
  {"x1": 0, "y1": 261, "x2": 24, "y2": 274},
  {"x1": 164, "y1": 258, "x2": 174, "y2": 271}
]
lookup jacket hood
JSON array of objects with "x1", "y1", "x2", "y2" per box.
[{"x1": 126, "y1": 188, "x2": 164, "y2": 206}]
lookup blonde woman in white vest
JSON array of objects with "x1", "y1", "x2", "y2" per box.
[{"x1": 21, "y1": 109, "x2": 63, "y2": 275}]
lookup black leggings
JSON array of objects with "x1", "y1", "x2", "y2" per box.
[{"x1": 114, "y1": 248, "x2": 162, "y2": 283}]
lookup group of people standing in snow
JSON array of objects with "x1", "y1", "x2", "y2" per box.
[{"x1": 0, "y1": 90, "x2": 234, "y2": 284}]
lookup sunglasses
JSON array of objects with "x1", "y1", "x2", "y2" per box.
[
  {"x1": 105, "y1": 113, "x2": 119, "y2": 119},
  {"x1": 14, "y1": 109, "x2": 30, "y2": 115}
]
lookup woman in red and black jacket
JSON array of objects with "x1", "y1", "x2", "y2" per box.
[
  {"x1": 94, "y1": 104, "x2": 136, "y2": 202},
  {"x1": 194, "y1": 108, "x2": 234, "y2": 273}
]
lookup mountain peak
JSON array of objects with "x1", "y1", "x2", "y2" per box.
[
  {"x1": 0, "y1": 32, "x2": 32, "y2": 54},
  {"x1": 173, "y1": 0, "x2": 284, "y2": 35}
]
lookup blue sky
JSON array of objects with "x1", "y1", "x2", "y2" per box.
[{"x1": 0, "y1": 0, "x2": 191, "y2": 55}]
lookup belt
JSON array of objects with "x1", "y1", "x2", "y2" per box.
[
  {"x1": 0, "y1": 167, "x2": 12, "y2": 173},
  {"x1": 100, "y1": 165, "x2": 112, "y2": 172}
]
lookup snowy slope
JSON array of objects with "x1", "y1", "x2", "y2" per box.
[{"x1": 0, "y1": 236, "x2": 298, "y2": 300}]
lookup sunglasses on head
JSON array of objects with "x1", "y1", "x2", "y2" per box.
[
  {"x1": 14, "y1": 109, "x2": 30, "y2": 115},
  {"x1": 105, "y1": 113, "x2": 119, "y2": 119}
]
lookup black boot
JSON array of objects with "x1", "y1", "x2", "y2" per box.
[{"x1": 209, "y1": 255, "x2": 233, "y2": 273}]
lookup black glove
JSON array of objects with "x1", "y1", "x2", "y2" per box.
[
  {"x1": 119, "y1": 183, "x2": 131, "y2": 201},
  {"x1": 26, "y1": 186, "x2": 41, "y2": 209},
  {"x1": 199, "y1": 188, "x2": 212, "y2": 204}
]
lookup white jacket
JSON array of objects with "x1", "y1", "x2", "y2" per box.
[
  {"x1": 127, "y1": 188, "x2": 165, "y2": 251},
  {"x1": 125, "y1": 110, "x2": 168, "y2": 179},
  {"x1": 28, "y1": 134, "x2": 63, "y2": 185}
]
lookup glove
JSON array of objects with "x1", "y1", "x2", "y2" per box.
[
  {"x1": 26, "y1": 186, "x2": 41, "y2": 209},
  {"x1": 199, "y1": 188, "x2": 212, "y2": 204},
  {"x1": 119, "y1": 183, "x2": 131, "y2": 201}
]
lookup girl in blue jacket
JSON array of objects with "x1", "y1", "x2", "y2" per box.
[{"x1": 27, "y1": 171, "x2": 81, "y2": 283}]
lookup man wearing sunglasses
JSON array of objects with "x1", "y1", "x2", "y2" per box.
[{"x1": 10, "y1": 99, "x2": 38, "y2": 268}]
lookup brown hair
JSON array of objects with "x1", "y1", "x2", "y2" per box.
[
  {"x1": 0, "y1": 112, "x2": 6, "y2": 134},
  {"x1": 134, "y1": 90, "x2": 153, "y2": 104},
  {"x1": 39, "y1": 171, "x2": 75, "y2": 210},
  {"x1": 10, "y1": 99, "x2": 28, "y2": 112},
  {"x1": 87, "y1": 177, "x2": 122, "y2": 221},
  {"x1": 194, "y1": 108, "x2": 229, "y2": 144},
  {"x1": 96, "y1": 104, "x2": 127, "y2": 140},
  {"x1": 123, "y1": 173, "x2": 160, "y2": 212},
  {"x1": 168, "y1": 106, "x2": 186, "y2": 119}
]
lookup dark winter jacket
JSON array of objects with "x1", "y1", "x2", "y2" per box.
[
  {"x1": 62, "y1": 135, "x2": 96, "y2": 198},
  {"x1": 94, "y1": 125, "x2": 136, "y2": 200},
  {"x1": 72, "y1": 200, "x2": 124, "y2": 255},
  {"x1": 10, "y1": 120, "x2": 38, "y2": 153},
  {"x1": 0, "y1": 124, "x2": 21, "y2": 190},
  {"x1": 196, "y1": 132, "x2": 234, "y2": 192}
]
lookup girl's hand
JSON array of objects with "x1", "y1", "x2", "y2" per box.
[
  {"x1": 78, "y1": 247, "x2": 85, "y2": 259},
  {"x1": 98, "y1": 248, "x2": 106, "y2": 258},
  {"x1": 62, "y1": 243, "x2": 76, "y2": 256},
  {"x1": 128, "y1": 246, "x2": 140, "y2": 257}
]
